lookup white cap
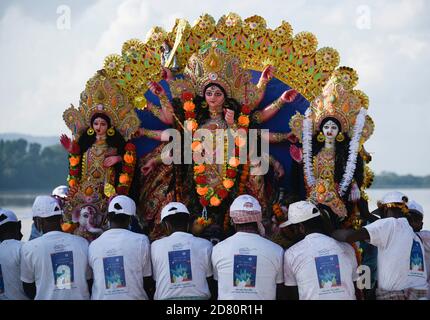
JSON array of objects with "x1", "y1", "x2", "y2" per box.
[
  {"x1": 161, "y1": 202, "x2": 190, "y2": 221},
  {"x1": 408, "y1": 200, "x2": 424, "y2": 215},
  {"x1": 279, "y1": 201, "x2": 320, "y2": 228},
  {"x1": 32, "y1": 196, "x2": 62, "y2": 218},
  {"x1": 381, "y1": 191, "x2": 408, "y2": 205},
  {"x1": 230, "y1": 194, "x2": 261, "y2": 213},
  {"x1": 52, "y1": 185, "x2": 69, "y2": 198},
  {"x1": 108, "y1": 195, "x2": 136, "y2": 216},
  {"x1": 0, "y1": 209, "x2": 18, "y2": 226}
]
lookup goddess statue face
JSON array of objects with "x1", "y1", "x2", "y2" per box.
[
  {"x1": 205, "y1": 85, "x2": 225, "y2": 111},
  {"x1": 79, "y1": 205, "x2": 97, "y2": 227},
  {"x1": 92, "y1": 117, "x2": 108, "y2": 137},
  {"x1": 322, "y1": 120, "x2": 339, "y2": 142}
]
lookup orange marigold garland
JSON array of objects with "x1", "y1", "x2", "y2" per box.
[
  {"x1": 67, "y1": 140, "x2": 81, "y2": 188},
  {"x1": 182, "y1": 92, "x2": 252, "y2": 208},
  {"x1": 116, "y1": 142, "x2": 137, "y2": 195}
]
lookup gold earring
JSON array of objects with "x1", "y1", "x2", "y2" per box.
[
  {"x1": 336, "y1": 132, "x2": 345, "y2": 142},
  {"x1": 317, "y1": 131, "x2": 325, "y2": 142},
  {"x1": 107, "y1": 127, "x2": 115, "y2": 136},
  {"x1": 87, "y1": 128, "x2": 94, "y2": 136},
  {"x1": 201, "y1": 101, "x2": 207, "y2": 108}
]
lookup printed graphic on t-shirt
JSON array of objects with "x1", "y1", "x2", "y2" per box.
[
  {"x1": 168, "y1": 249, "x2": 192, "y2": 283},
  {"x1": 0, "y1": 265, "x2": 4, "y2": 294},
  {"x1": 233, "y1": 255, "x2": 257, "y2": 288},
  {"x1": 103, "y1": 256, "x2": 127, "y2": 289},
  {"x1": 51, "y1": 251, "x2": 74, "y2": 290},
  {"x1": 315, "y1": 255, "x2": 342, "y2": 289},
  {"x1": 410, "y1": 240, "x2": 425, "y2": 272}
]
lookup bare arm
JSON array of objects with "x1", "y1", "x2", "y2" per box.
[
  {"x1": 284, "y1": 285, "x2": 299, "y2": 300},
  {"x1": 252, "y1": 89, "x2": 299, "y2": 124},
  {"x1": 144, "y1": 276, "x2": 155, "y2": 300},
  {"x1": 135, "y1": 128, "x2": 166, "y2": 141},
  {"x1": 23, "y1": 281, "x2": 36, "y2": 300},
  {"x1": 147, "y1": 81, "x2": 174, "y2": 125},
  {"x1": 207, "y1": 276, "x2": 218, "y2": 300},
  {"x1": 331, "y1": 228, "x2": 370, "y2": 243},
  {"x1": 251, "y1": 65, "x2": 275, "y2": 109}
]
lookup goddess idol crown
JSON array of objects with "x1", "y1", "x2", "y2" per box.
[
  {"x1": 63, "y1": 69, "x2": 140, "y2": 141},
  {"x1": 183, "y1": 39, "x2": 253, "y2": 104}
]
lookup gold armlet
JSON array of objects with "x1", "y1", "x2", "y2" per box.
[
  {"x1": 271, "y1": 98, "x2": 284, "y2": 110},
  {"x1": 143, "y1": 129, "x2": 159, "y2": 139},
  {"x1": 272, "y1": 132, "x2": 288, "y2": 143},
  {"x1": 159, "y1": 94, "x2": 170, "y2": 106}
]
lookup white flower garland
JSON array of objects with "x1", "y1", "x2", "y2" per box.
[
  {"x1": 302, "y1": 107, "x2": 367, "y2": 196},
  {"x1": 339, "y1": 108, "x2": 367, "y2": 196},
  {"x1": 302, "y1": 108, "x2": 315, "y2": 187}
]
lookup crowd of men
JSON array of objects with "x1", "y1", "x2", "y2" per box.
[{"x1": 0, "y1": 189, "x2": 429, "y2": 300}]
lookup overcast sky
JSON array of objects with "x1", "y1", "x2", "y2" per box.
[{"x1": 0, "y1": 0, "x2": 429, "y2": 175}]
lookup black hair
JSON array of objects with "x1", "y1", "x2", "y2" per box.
[
  {"x1": 300, "y1": 215, "x2": 326, "y2": 234},
  {"x1": 108, "y1": 212, "x2": 131, "y2": 226},
  {"x1": 312, "y1": 117, "x2": 364, "y2": 200},
  {"x1": 163, "y1": 213, "x2": 190, "y2": 230},
  {"x1": 0, "y1": 221, "x2": 20, "y2": 234}
]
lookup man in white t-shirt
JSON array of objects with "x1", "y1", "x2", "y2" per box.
[
  {"x1": 212, "y1": 195, "x2": 284, "y2": 300},
  {"x1": 0, "y1": 209, "x2": 28, "y2": 300},
  {"x1": 407, "y1": 199, "x2": 430, "y2": 299},
  {"x1": 151, "y1": 202, "x2": 214, "y2": 300},
  {"x1": 332, "y1": 191, "x2": 429, "y2": 300},
  {"x1": 20, "y1": 196, "x2": 91, "y2": 300},
  {"x1": 89, "y1": 195, "x2": 152, "y2": 300},
  {"x1": 281, "y1": 201, "x2": 358, "y2": 300}
]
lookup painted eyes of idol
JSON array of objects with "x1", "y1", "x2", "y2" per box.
[{"x1": 205, "y1": 91, "x2": 224, "y2": 97}]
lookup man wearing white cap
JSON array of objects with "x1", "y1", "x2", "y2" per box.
[
  {"x1": 29, "y1": 187, "x2": 68, "y2": 241},
  {"x1": 20, "y1": 196, "x2": 91, "y2": 300},
  {"x1": 407, "y1": 199, "x2": 430, "y2": 299},
  {"x1": 332, "y1": 191, "x2": 429, "y2": 300},
  {"x1": 211, "y1": 195, "x2": 284, "y2": 300},
  {"x1": 88, "y1": 195, "x2": 152, "y2": 300},
  {"x1": 281, "y1": 201, "x2": 358, "y2": 300},
  {"x1": 151, "y1": 202, "x2": 214, "y2": 300},
  {"x1": 0, "y1": 209, "x2": 28, "y2": 300}
]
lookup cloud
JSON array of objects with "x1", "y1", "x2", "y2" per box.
[
  {"x1": 0, "y1": 0, "x2": 429, "y2": 175},
  {"x1": 374, "y1": 0, "x2": 426, "y2": 30}
]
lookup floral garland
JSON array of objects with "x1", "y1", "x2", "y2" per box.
[
  {"x1": 67, "y1": 141, "x2": 81, "y2": 188},
  {"x1": 338, "y1": 108, "x2": 367, "y2": 196},
  {"x1": 181, "y1": 91, "x2": 251, "y2": 207},
  {"x1": 302, "y1": 107, "x2": 367, "y2": 197},
  {"x1": 302, "y1": 108, "x2": 315, "y2": 187},
  {"x1": 117, "y1": 142, "x2": 137, "y2": 195}
]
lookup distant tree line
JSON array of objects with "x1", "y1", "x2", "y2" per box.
[
  {"x1": 372, "y1": 171, "x2": 430, "y2": 188},
  {"x1": 0, "y1": 139, "x2": 68, "y2": 191},
  {"x1": 0, "y1": 139, "x2": 429, "y2": 191}
]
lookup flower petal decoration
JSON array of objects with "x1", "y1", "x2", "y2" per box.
[{"x1": 293, "y1": 31, "x2": 318, "y2": 56}]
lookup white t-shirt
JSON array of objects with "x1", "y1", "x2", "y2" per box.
[
  {"x1": 0, "y1": 239, "x2": 29, "y2": 300},
  {"x1": 212, "y1": 232, "x2": 284, "y2": 300},
  {"x1": 418, "y1": 230, "x2": 430, "y2": 298},
  {"x1": 284, "y1": 233, "x2": 358, "y2": 300},
  {"x1": 20, "y1": 231, "x2": 91, "y2": 300},
  {"x1": 365, "y1": 217, "x2": 428, "y2": 291},
  {"x1": 89, "y1": 228, "x2": 152, "y2": 300},
  {"x1": 151, "y1": 231, "x2": 213, "y2": 300}
]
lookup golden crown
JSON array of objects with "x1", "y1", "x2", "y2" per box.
[
  {"x1": 290, "y1": 74, "x2": 374, "y2": 143},
  {"x1": 63, "y1": 70, "x2": 140, "y2": 140},
  {"x1": 311, "y1": 75, "x2": 362, "y2": 136},
  {"x1": 183, "y1": 40, "x2": 252, "y2": 103}
]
